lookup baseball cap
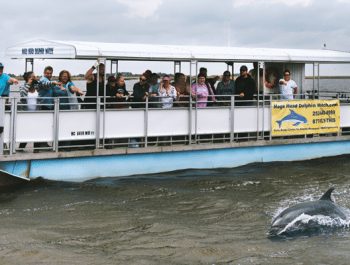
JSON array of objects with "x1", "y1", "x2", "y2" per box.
[
  {"x1": 0, "y1": 62, "x2": 4, "y2": 68},
  {"x1": 240, "y1": 65, "x2": 248, "y2": 72}
]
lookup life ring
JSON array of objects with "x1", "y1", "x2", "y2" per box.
[{"x1": 264, "y1": 67, "x2": 278, "y2": 89}]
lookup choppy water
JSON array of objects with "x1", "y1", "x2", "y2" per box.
[{"x1": 2, "y1": 155, "x2": 350, "y2": 264}]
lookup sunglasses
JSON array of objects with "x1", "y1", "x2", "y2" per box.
[
  {"x1": 224, "y1": 74, "x2": 230, "y2": 77},
  {"x1": 140, "y1": 78, "x2": 147, "y2": 81},
  {"x1": 284, "y1": 74, "x2": 290, "y2": 76}
]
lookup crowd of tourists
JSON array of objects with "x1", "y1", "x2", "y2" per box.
[
  {"x1": 0, "y1": 60, "x2": 298, "y2": 152},
  {"x1": 0, "y1": 60, "x2": 298, "y2": 111}
]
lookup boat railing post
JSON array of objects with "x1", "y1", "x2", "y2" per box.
[
  {"x1": 96, "y1": 97, "x2": 100, "y2": 149},
  {"x1": 145, "y1": 96, "x2": 148, "y2": 147},
  {"x1": 260, "y1": 61, "x2": 265, "y2": 140},
  {"x1": 102, "y1": 58, "x2": 107, "y2": 149},
  {"x1": 111, "y1": 60, "x2": 118, "y2": 76},
  {"x1": 25, "y1": 58, "x2": 34, "y2": 72},
  {"x1": 0, "y1": 98, "x2": 4, "y2": 155},
  {"x1": 9, "y1": 98, "x2": 15, "y2": 155},
  {"x1": 54, "y1": 98, "x2": 59, "y2": 152},
  {"x1": 174, "y1": 61, "x2": 181, "y2": 75},
  {"x1": 12, "y1": 99, "x2": 18, "y2": 154},
  {"x1": 313, "y1": 63, "x2": 315, "y2": 100},
  {"x1": 317, "y1": 63, "x2": 320, "y2": 99},
  {"x1": 195, "y1": 61, "x2": 198, "y2": 144},
  {"x1": 230, "y1": 95, "x2": 235, "y2": 142},
  {"x1": 269, "y1": 96, "x2": 272, "y2": 141},
  {"x1": 189, "y1": 90, "x2": 192, "y2": 145},
  {"x1": 189, "y1": 60, "x2": 197, "y2": 145}
]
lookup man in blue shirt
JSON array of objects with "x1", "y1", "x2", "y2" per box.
[
  {"x1": 0, "y1": 62, "x2": 19, "y2": 97},
  {"x1": 39, "y1": 66, "x2": 65, "y2": 110},
  {"x1": 216, "y1": 71, "x2": 235, "y2": 106}
]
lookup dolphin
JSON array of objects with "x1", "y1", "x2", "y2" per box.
[
  {"x1": 268, "y1": 187, "x2": 347, "y2": 235},
  {"x1": 276, "y1": 109, "x2": 308, "y2": 128}
]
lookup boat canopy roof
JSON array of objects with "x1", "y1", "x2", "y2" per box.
[{"x1": 6, "y1": 39, "x2": 350, "y2": 63}]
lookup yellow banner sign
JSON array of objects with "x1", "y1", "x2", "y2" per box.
[{"x1": 271, "y1": 100, "x2": 340, "y2": 136}]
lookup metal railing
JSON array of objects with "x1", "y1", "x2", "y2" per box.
[{"x1": 0, "y1": 92, "x2": 348, "y2": 155}]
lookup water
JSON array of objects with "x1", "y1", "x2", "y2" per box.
[
  {"x1": 2, "y1": 155, "x2": 350, "y2": 263},
  {"x1": 3, "y1": 78, "x2": 350, "y2": 263}
]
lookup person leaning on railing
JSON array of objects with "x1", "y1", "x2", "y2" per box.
[
  {"x1": 216, "y1": 70, "x2": 235, "y2": 106},
  {"x1": 106, "y1": 75, "x2": 130, "y2": 109},
  {"x1": 148, "y1": 73, "x2": 161, "y2": 108},
  {"x1": 234, "y1": 65, "x2": 256, "y2": 106},
  {"x1": 157, "y1": 76, "x2": 177, "y2": 108},
  {"x1": 17, "y1": 71, "x2": 63, "y2": 152},
  {"x1": 173, "y1": 73, "x2": 190, "y2": 107},
  {"x1": 191, "y1": 73, "x2": 216, "y2": 107},
  {"x1": 58, "y1": 70, "x2": 84, "y2": 110},
  {"x1": 279, "y1": 69, "x2": 298, "y2": 100},
  {"x1": 132, "y1": 74, "x2": 150, "y2": 108}
]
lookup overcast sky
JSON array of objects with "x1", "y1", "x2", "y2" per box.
[{"x1": 1, "y1": 0, "x2": 350, "y2": 76}]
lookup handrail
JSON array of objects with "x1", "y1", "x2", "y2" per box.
[{"x1": 1, "y1": 94, "x2": 347, "y2": 155}]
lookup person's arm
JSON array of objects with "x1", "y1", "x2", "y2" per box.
[
  {"x1": 293, "y1": 86, "x2": 298, "y2": 98},
  {"x1": 84, "y1": 60, "x2": 99, "y2": 82},
  {"x1": 8, "y1": 78, "x2": 19, "y2": 85},
  {"x1": 68, "y1": 83, "x2": 84, "y2": 95},
  {"x1": 37, "y1": 81, "x2": 60, "y2": 92},
  {"x1": 19, "y1": 83, "x2": 30, "y2": 97},
  {"x1": 172, "y1": 87, "x2": 177, "y2": 100},
  {"x1": 279, "y1": 79, "x2": 287, "y2": 85}
]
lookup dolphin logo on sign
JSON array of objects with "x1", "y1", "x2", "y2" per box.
[{"x1": 276, "y1": 109, "x2": 308, "y2": 128}]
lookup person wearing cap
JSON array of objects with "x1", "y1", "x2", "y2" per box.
[
  {"x1": 234, "y1": 65, "x2": 256, "y2": 106},
  {"x1": 279, "y1": 69, "x2": 297, "y2": 100},
  {"x1": 158, "y1": 76, "x2": 177, "y2": 108},
  {"x1": 149, "y1": 73, "x2": 161, "y2": 108},
  {"x1": 132, "y1": 74, "x2": 150, "y2": 108},
  {"x1": 0, "y1": 62, "x2": 19, "y2": 98}
]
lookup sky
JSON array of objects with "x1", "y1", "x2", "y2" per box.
[{"x1": 1, "y1": 0, "x2": 350, "y2": 76}]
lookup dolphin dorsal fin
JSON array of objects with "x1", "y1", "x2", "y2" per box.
[
  {"x1": 319, "y1": 187, "x2": 335, "y2": 201},
  {"x1": 290, "y1": 109, "x2": 296, "y2": 114}
]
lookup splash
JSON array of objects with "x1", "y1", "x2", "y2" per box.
[{"x1": 278, "y1": 213, "x2": 350, "y2": 235}]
